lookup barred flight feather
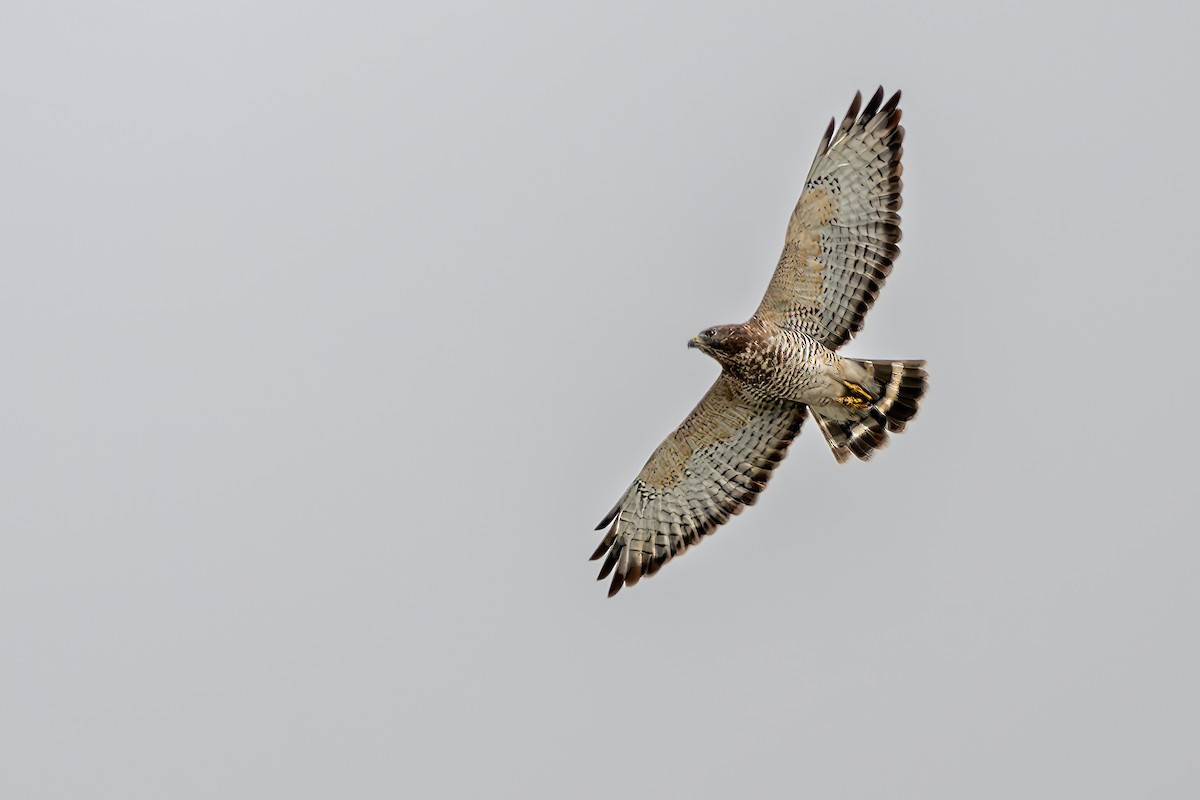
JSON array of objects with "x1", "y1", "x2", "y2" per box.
[
  {"x1": 591, "y1": 376, "x2": 806, "y2": 597},
  {"x1": 757, "y1": 88, "x2": 906, "y2": 349}
]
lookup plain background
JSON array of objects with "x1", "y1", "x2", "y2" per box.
[{"x1": 3, "y1": 1, "x2": 1197, "y2": 797}]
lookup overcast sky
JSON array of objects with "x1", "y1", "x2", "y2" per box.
[{"x1": 3, "y1": 1, "x2": 1197, "y2": 797}]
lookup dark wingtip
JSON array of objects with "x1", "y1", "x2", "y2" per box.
[
  {"x1": 862, "y1": 86, "x2": 885, "y2": 120},
  {"x1": 589, "y1": 539, "x2": 609, "y2": 561},
  {"x1": 846, "y1": 91, "x2": 863, "y2": 124},
  {"x1": 596, "y1": 549, "x2": 618, "y2": 580},
  {"x1": 595, "y1": 501, "x2": 620, "y2": 531},
  {"x1": 590, "y1": 522, "x2": 619, "y2": 560},
  {"x1": 607, "y1": 572, "x2": 624, "y2": 597},
  {"x1": 882, "y1": 88, "x2": 902, "y2": 115}
]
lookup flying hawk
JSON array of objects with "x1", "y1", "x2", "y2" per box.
[{"x1": 592, "y1": 87, "x2": 928, "y2": 597}]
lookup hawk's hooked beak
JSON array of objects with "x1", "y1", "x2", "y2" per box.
[{"x1": 688, "y1": 336, "x2": 702, "y2": 349}]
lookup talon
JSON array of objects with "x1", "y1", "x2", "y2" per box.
[{"x1": 840, "y1": 381, "x2": 874, "y2": 409}]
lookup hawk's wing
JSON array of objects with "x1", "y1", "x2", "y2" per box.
[
  {"x1": 591, "y1": 375, "x2": 806, "y2": 597},
  {"x1": 755, "y1": 87, "x2": 904, "y2": 349}
]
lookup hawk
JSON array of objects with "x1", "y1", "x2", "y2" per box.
[{"x1": 591, "y1": 88, "x2": 928, "y2": 597}]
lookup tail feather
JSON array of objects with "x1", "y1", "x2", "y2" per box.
[{"x1": 816, "y1": 359, "x2": 927, "y2": 462}]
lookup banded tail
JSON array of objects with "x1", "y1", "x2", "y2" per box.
[{"x1": 814, "y1": 359, "x2": 928, "y2": 462}]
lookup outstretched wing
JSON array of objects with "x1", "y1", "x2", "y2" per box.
[
  {"x1": 591, "y1": 376, "x2": 806, "y2": 597},
  {"x1": 755, "y1": 87, "x2": 904, "y2": 349}
]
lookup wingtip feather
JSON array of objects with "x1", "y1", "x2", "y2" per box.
[
  {"x1": 595, "y1": 501, "x2": 620, "y2": 531},
  {"x1": 882, "y1": 89, "x2": 901, "y2": 115},
  {"x1": 847, "y1": 90, "x2": 863, "y2": 122},
  {"x1": 596, "y1": 549, "x2": 618, "y2": 580},
  {"x1": 862, "y1": 86, "x2": 885, "y2": 120},
  {"x1": 818, "y1": 116, "x2": 835, "y2": 155}
]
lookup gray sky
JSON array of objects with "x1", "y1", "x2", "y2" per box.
[{"x1": 3, "y1": 1, "x2": 1197, "y2": 797}]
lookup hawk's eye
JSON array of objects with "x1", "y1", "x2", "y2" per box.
[{"x1": 705, "y1": 329, "x2": 715, "y2": 338}]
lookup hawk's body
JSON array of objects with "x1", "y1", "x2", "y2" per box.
[{"x1": 592, "y1": 88, "x2": 928, "y2": 596}]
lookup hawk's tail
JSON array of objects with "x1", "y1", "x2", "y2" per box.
[{"x1": 813, "y1": 359, "x2": 928, "y2": 463}]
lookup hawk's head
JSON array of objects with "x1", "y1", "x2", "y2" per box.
[{"x1": 688, "y1": 323, "x2": 754, "y2": 365}]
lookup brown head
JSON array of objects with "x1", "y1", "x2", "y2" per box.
[{"x1": 688, "y1": 322, "x2": 757, "y2": 366}]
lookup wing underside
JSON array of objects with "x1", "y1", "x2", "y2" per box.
[
  {"x1": 591, "y1": 376, "x2": 806, "y2": 596},
  {"x1": 755, "y1": 87, "x2": 904, "y2": 349}
]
